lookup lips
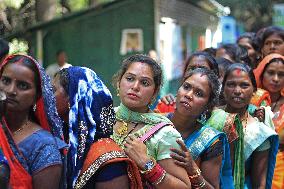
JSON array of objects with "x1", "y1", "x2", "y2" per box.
[
  {"x1": 231, "y1": 97, "x2": 244, "y2": 103},
  {"x1": 6, "y1": 97, "x2": 18, "y2": 104},
  {"x1": 180, "y1": 100, "x2": 192, "y2": 110},
  {"x1": 127, "y1": 93, "x2": 139, "y2": 100}
]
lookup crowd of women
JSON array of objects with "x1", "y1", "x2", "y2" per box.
[{"x1": 0, "y1": 25, "x2": 282, "y2": 189}]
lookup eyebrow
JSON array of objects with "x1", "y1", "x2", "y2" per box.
[
  {"x1": 184, "y1": 81, "x2": 205, "y2": 92},
  {"x1": 125, "y1": 72, "x2": 154, "y2": 81}
]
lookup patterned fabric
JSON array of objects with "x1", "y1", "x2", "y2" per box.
[
  {"x1": 112, "y1": 103, "x2": 174, "y2": 148},
  {"x1": 208, "y1": 108, "x2": 279, "y2": 189},
  {"x1": 0, "y1": 148, "x2": 8, "y2": 167},
  {"x1": 66, "y1": 66, "x2": 115, "y2": 188},
  {"x1": 18, "y1": 129, "x2": 66, "y2": 174},
  {"x1": 250, "y1": 88, "x2": 271, "y2": 107},
  {"x1": 0, "y1": 54, "x2": 66, "y2": 189},
  {"x1": 75, "y1": 138, "x2": 143, "y2": 189},
  {"x1": 182, "y1": 124, "x2": 234, "y2": 189}
]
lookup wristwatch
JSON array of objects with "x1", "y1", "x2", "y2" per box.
[{"x1": 140, "y1": 157, "x2": 156, "y2": 174}]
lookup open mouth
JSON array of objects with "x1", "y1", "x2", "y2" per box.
[{"x1": 180, "y1": 101, "x2": 191, "y2": 109}]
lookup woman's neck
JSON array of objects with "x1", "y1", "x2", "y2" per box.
[
  {"x1": 171, "y1": 111, "x2": 199, "y2": 139},
  {"x1": 269, "y1": 91, "x2": 281, "y2": 103},
  {"x1": 5, "y1": 111, "x2": 30, "y2": 132},
  {"x1": 225, "y1": 105, "x2": 247, "y2": 118}
]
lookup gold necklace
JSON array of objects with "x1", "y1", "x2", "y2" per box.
[
  {"x1": 13, "y1": 120, "x2": 29, "y2": 136},
  {"x1": 117, "y1": 119, "x2": 129, "y2": 136}
]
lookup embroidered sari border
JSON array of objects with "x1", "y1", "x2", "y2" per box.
[{"x1": 74, "y1": 150, "x2": 127, "y2": 189}]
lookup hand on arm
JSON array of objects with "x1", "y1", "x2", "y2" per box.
[
  {"x1": 124, "y1": 135, "x2": 191, "y2": 189},
  {"x1": 171, "y1": 139, "x2": 222, "y2": 189}
]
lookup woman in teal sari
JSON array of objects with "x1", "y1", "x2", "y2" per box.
[
  {"x1": 169, "y1": 68, "x2": 234, "y2": 189},
  {"x1": 207, "y1": 63, "x2": 279, "y2": 189}
]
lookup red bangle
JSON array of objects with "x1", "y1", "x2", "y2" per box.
[{"x1": 143, "y1": 163, "x2": 165, "y2": 183}]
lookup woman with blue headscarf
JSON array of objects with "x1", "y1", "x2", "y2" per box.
[{"x1": 53, "y1": 66, "x2": 143, "y2": 189}]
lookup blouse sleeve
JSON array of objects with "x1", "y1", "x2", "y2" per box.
[
  {"x1": 18, "y1": 130, "x2": 66, "y2": 175},
  {"x1": 201, "y1": 139, "x2": 224, "y2": 161},
  {"x1": 151, "y1": 126, "x2": 182, "y2": 161},
  {"x1": 255, "y1": 138, "x2": 271, "y2": 152}
]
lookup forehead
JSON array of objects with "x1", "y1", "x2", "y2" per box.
[
  {"x1": 266, "y1": 61, "x2": 284, "y2": 70},
  {"x1": 185, "y1": 73, "x2": 210, "y2": 90},
  {"x1": 126, "y1": 62, "x2": 154, "y2": 78},
  {"x1": 2, "y1": 63, "x2": 35, "y2": 83},
  {"x1": 226, "y1": 70, "x2": 251, "y2": 81},
  {"x1": 238, "y1": 38, "x2": 250, "y2": 44},
  {"x1": 265, "y1": 34, "x2": 284, "y2": 42}
]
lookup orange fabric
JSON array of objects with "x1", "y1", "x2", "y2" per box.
[
  {"x1": 272, "y1": 151, "x2": 284, "y2": 189},
  {"x1": 250, "y1": 88, "x2": 272, "y2": 107},
  {"x1": 80, "y1": 138, "x2": 143, "y2": 189},
  {"x1": 272, "y1": 105, "x2": 284, "y2": 188},
  {"x1": 155, "y1": 102, "x2": 175, "y2": 113},
  {"x1": 0, "y1": 123, "x2": 32, "y2": 189},
  {"x1": 253, "y1": 53, "x2": 284, "y2": 95},
  {"x1": 274, "y1": 104, "x2": 284, "y2": 135}
]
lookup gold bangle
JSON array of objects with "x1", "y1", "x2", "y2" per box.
[
  {"x1": 153, "y1": 170, "x2": 167, "y2": 185},
  {"x1": 192, "y1": 180, "x2": 206, "y2": 188},
  {"x1": 188, "y1": 168, "x2": 201, "y2": 179}
]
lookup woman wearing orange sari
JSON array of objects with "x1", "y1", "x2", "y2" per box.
[
  {"x1": 0, "y1": 55, "x2": 66, "y2": 189},
  {"x1": 253, "y1": 53, "x2": 284, "y2": 189}
]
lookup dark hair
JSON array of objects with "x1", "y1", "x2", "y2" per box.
[
  {"x1": 260, "y1": 26, "x2": 284, "y2": 49},
  {"x1": 218, "y1": 43, "x2": 251, "y2": 64},
  {"x1": 0, "y1": 39, "x2": 9, "y2": 60},
  {"x1": 203, "y1": 47, "x2": 217, "y2": 57},
  {"x1": 216, "y1": 57, "x2": 232, "y2": 72},
  {"x1": 1, "y1": 55, "x2": 41, "y2": 95},
  {"x1": 56, "y1": 50, "x2": 65, "y2": 57},
  {"x1": 222, "y1": 63, "x2": 257, "y2": 93},
  {"x1": 184, "y1": 51, "x2": 219, "y2": 77},
  {"x1": 182, "y1": 68, "x2": 220, "y2": 114},
  {"x1": 54, "y1": 68, "x2": 69, "y2": 94},
  {"x1": 112, "y1": 54, "x2": 162, "y2": 92},
  {"x1": 237, "y1": 32, "x2": 259, "y2": 51}
]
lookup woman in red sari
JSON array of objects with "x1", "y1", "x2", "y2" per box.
[
  {"x1": 0, "y1": 54, "x2": 66, "y2": 189},
  {"x1": 253, "y1": 53, "x2": 284, "y2": 189}
]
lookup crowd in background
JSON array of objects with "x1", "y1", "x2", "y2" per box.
[{"x1": 0, "y1": 25, "x2": 282, "y2": 189}]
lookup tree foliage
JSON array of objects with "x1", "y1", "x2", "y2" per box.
[
  {"x1": 217, "y1": 0, "x2": 284, "y2": 32},
  {"x1": 0, "y1": 0, "x2": 111, "y2": 37}
]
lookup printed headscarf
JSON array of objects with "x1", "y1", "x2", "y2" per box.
[{"x1": 66, "y1": 66, "x2": 115, "y2": 187}]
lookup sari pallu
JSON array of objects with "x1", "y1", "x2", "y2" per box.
[
  {"x1": 250, "y1": 88, "x2": 271, "y2": 107},
  {"x1": 0, "y1": 55, "x2": 66, "y2": 189},
  {"x1": 272, "y1": 104, "x2": 284, "y2": 189},
  {"x1": 184, "y1": 125, "x2": 234, "y2": 189},
  {"x1": 207, "y1": 109, "x2": 279, "y2": 189},
  {"x1": 74, "y1": 138, "x2": 142, "y2": 189}
]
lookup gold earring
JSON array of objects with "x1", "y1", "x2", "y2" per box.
[{"x1": 116, "y1": 88, "x2": 120, "y2": 96}]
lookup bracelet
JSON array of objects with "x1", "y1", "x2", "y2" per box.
[
  {"x1": 153, "y1": 170, "x2": 166, "y2": 185},
  {"x1": 191, "y1": 179, "x2": 206, "y2": 188},
  {"x1": 143, "y1": 163, "x2": 165, "y2": 184},
  {"x1": 188, "y1": 168, "x2": 201, "y2": 179}
]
